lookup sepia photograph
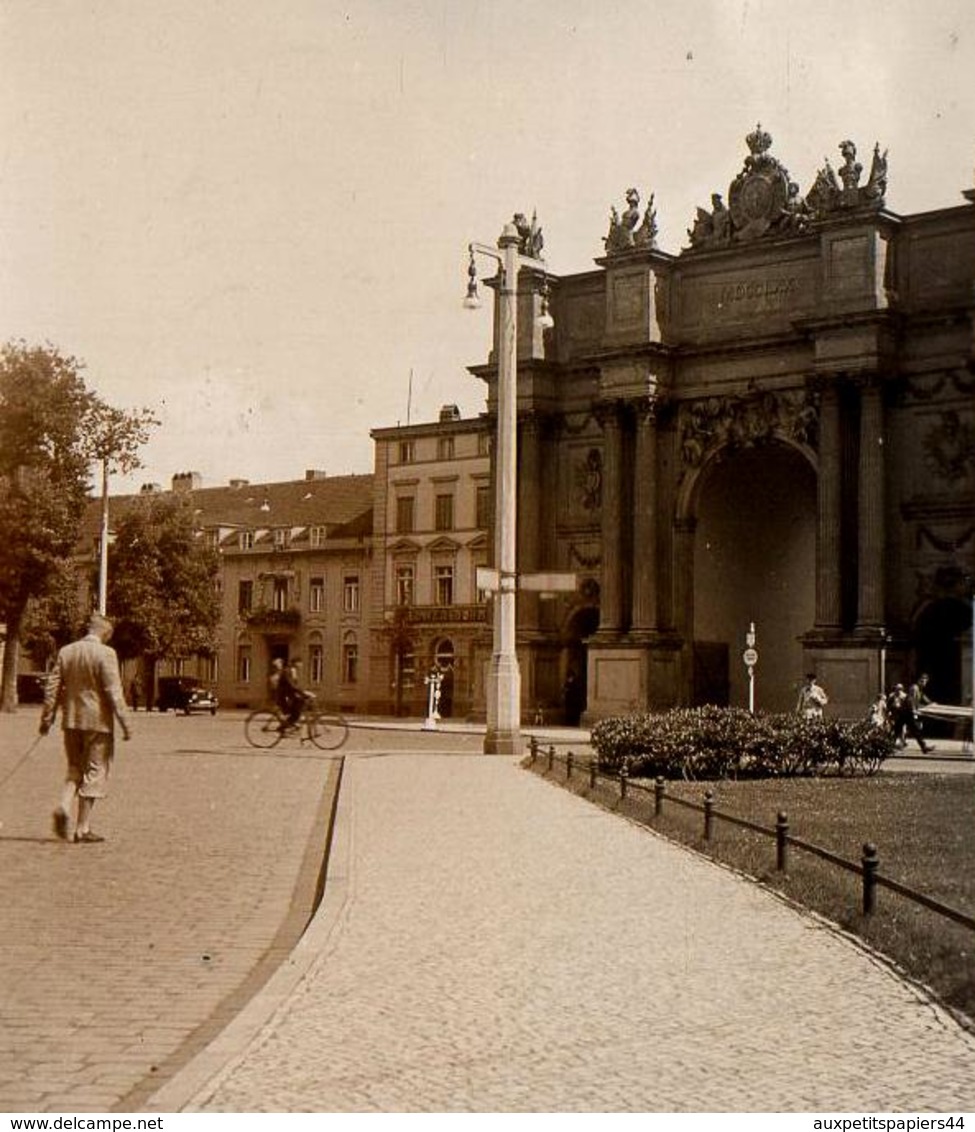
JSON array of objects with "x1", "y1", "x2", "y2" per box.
[{"x1": 1, "y1": 0, "x2": 974, "y2": 1123}]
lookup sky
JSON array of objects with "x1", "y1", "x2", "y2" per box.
[{"x1": 1, "y1": 0, "x2": 974, "y2": 493}]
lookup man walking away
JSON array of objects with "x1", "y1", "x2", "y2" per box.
[{"x1": 39, "y1": 612, "x2": 132, "y2": 843}]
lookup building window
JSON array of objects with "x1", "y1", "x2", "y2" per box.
[
  {"x1": 309, "y1": 525, "x2": 327, "y2": 548},
  {"x1": 475, "y1": 484, "x2": 492, "y2": 530},
  {"x1": 398, "y1": 440, "x2": 415, "y2": 464},
  {"x1": 437, "y1": 436, "x2": 455, "y2": 461},
  {"x1": 204, "y1": 528, "x2": 221, "y2": 549},
  {"x1": 399, "y1": 650, "x2": 416, "y2": 690},
  {"x1": 238, "y1": 579, "x2": 253, "y2": 614},
  {"x1": 342, "y1": 634, "x2": 359, "y2": 684},
  {"x1": 434, "y1": 493, "x2": 454, "y2": 532},
  {"x1": 396, "y1": 495, "x2": 415, "y2": 534},
  {"x1": 434, "y1": 563, "x2": 454, "y2": 606},
  {"x1": 343, "y1": 574, "x2": 360, "y2": 613},
  {"x1": 477, "y1": 432, "x2": 490, "y2": 456},
  {"x1": 309, "y1": 641, "x2": 324, "y2": 685},
  {"x1": 473, "y1": 558, "x2": 489, "y2": 604},
  {"x1": 309, "y1": 576, "x2": 325, "y2": 613},
  {"x1": 395, "y1": 563, "x2": 414, "y2": 606},
  {"x1": 273, "y1": 527, "x2": 291, "y2": 549},
  {"x1": 237, "y1": 644, "x2": 251, "y2": 683},
  {"x1": 203, "y1": 655, "x2": 218, "y2": 683},
  {"x1": 272, "y1": 578, "x2": 289, "y2": 611},
  {"x1": 239, "y1": 530, "x2": 254, "y2": 550}
]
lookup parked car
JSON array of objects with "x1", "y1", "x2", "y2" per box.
[
  {"x1": 17, "y1": 673, "x2": 48, "y2": 704},
  {"x1": 156, "y1": 676, "x2": 218, "y2": 715}
]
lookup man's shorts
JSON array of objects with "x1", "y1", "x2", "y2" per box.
[{"x1": 63, "y1": 730, "x2": 114, "y2": 799}]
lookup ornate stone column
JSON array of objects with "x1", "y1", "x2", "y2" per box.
[
  {"x1": 815, "y1": 382, "x2": 843, "y2": 630},
  {"x1": 631, "y1": 396, "x2": 660, "y2": 633},
  {"x1": 595, "y1": 400, "x2": 625, "y2": 635},
  {"x1": 856, "y1": 376, "x2": 886, "y2": 631},
  {"x1": 518, "y1": 411, "x2": 543, "y2": 632}
]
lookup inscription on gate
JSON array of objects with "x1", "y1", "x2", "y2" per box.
[{"x1": 680, "y1": 266, "x2": 812, "y2": 328}]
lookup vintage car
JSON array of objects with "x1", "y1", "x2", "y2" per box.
[{"x1": 155, "y1": 676, "x2": 219, "y2": 715}]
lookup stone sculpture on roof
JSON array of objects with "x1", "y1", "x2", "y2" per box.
[
  {"x1": 604, "y1": 188, "x2": 658, "y2": 255},
  {"x1": 686, "y1": 125, "x2": 889, "y2": 251},
  {"x1": 805, "y1": 139, "x2": 888, "y2": 215},
  {"x1": 513, "y1": 210, "x2": 545, "y2": 259}
]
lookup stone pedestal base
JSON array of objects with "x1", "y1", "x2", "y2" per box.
[
  {"x1": 801, "y1": 636, "x2": 887, "y2": 719},
  {"x1": 584, "y1": 635, "x2": 683, "y2": 722}
]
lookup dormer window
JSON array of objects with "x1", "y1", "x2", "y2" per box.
[
  {"x1": 239, "y1": 530, "x2": 255, "y2": 550},
  {"x1": 273, "y1": 527, "x2": 291, "y2": 549}
]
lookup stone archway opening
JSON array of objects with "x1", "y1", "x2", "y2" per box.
[
  {"x1": 913, "y1": 598, "x2": 971, "y2": 736},
  {"x1": 692, "y1": 443, "x2": 817, "y2": 713},
  {"x1": 563, "y1": 605, "x2": 599, "y2": 724}
]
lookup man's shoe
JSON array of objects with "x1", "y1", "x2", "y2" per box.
[
  {"x1": 923, "y1": 745, "x2": 936, "y2": 754},
  {"x1": 52, "y1": 810, "x2": 69, "y2": 840},
  {"x1": 74, "y1": 831, "x2": 105, "y2": 844}
]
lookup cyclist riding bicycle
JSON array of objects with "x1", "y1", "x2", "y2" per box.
[{"x1": 276, "y1": 659, "x2": 314, "y2": 732}]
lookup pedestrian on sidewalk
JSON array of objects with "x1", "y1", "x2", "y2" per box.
[
  {"x1": 902, "y1": 673, "x2": 936, "y2": 754},
  {"x1": 39, "y1": 611, "x2": 132, "y2": 844}
]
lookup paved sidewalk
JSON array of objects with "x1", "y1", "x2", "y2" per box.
[
  {"x1": 150, "y1": 750, "x2": 975, "y2": 1113},
  {"x1": 0, "y1": 711, "x2": 340, "y2": 1112}
]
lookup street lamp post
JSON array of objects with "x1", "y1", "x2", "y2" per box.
[
  {"x1": 97, "y1": 455, "x2": 109, "y2": 616},
  {"x1": 466, "y1": 219, "x2": 550, "y2": 755}
]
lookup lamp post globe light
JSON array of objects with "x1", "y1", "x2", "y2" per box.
[{"x1": 466, "y1": 216, "x2": 551, "y2": 755}]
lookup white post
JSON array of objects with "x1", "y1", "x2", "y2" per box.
[
  {"x1": 484, "y1": 223, "x2": 523, "y2": 755},
  {"x1": 98, "y1": 455, "x2": 109, "y2": 616}
]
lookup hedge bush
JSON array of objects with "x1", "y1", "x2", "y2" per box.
[{"x1": 590, "y1": 706, "x2": 893, "y2": 779}]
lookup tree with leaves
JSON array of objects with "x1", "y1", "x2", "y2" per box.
[
  {"x1": 106, "y1": 493, "x2": 221, "y2": 705},
  {"x1": 0, "y1": 340, "x2": 155, "y2": 710}
]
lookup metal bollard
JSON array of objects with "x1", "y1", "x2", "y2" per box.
[
  {"x1": 654, "y1": 776, "x2": 665, "y2": 817},
  {"x1": 589, "y1": 756, "x2": 598, "y2": 789},
  {"x1": 862, "y1": 842, "x2": 879, "y2": 915},
  {"x1": 529, "y1": 736, "x2": 539, "y2": 765},
  {"x1": 547, "y1": 744, "x2": 555, "y2": 772},
  {"x1": 704, "y1": 790, "x2": 714, "y2": 841},
  {"x1": 776, "y1": 811, "x2": 789, "y2": 872},
  {"x1": 619, "y1": 760, "x2": 629, "y2": 800},
  {"x1": 566, "y1": 750, "x2": 574, "y2": 780}
]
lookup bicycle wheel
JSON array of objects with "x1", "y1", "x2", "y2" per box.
[
  {"x1": 307, "y1": 710, "x2": 349, "y2": 750},
  {"x1": 244, "y1": 709, "x2": 284, "y2": 749}
]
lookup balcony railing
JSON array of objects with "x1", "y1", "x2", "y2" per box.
[{"x1": 245, "y1": 605, "x2": 301, "y2": 630}]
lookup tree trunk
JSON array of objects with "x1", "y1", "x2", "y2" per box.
[{"x1": 0, "y1": 609, "x2": 23, "y2": 712}]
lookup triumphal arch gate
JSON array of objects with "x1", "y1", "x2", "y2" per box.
[{"x1": 470, "y1": 127, "x2": 975, "y2": 722}]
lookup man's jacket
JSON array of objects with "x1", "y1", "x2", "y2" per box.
[{"x1": 42, "y1": 633, "x2": 128, "y2": 734}]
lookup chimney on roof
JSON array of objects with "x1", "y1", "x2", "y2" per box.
[
  {"x1": 140, "y1": 483, "x2": 162, "y2": 494},
  {"x1": 305, "y1": 469, "x2": 328, "y2": 481},
  {"x1": 172, "y1": 472, "x2": 202, "y2": 493},
  {"x1": 229, "y1": 478, "x2": 250, "y2": 489},
  {"x1": 439, "y1": 404, "x2": 461, "y2": 422}
]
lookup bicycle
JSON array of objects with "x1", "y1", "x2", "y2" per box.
[{"x1": 244, "y1": 702, "x2": 349, "y2": 750}]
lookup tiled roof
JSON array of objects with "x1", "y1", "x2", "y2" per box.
[{"x1": 77, "y1": 473, "x2": 375, "y2": 546}]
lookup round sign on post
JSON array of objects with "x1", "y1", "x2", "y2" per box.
[{"x1": 742, "y1": 648, "x2": 758, "y2": 667}]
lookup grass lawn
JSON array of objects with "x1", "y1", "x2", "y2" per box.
[{"x1": 529, "y1": 759, "x2": 975, "y2": 1026}]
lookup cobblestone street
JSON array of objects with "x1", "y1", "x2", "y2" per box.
[
  {"x1": 3, "y1": 711, "x2": 975, "y2": 1113},
  {"x1": 155, "y1": 748, "x2": 975, "y2": 1113}
]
